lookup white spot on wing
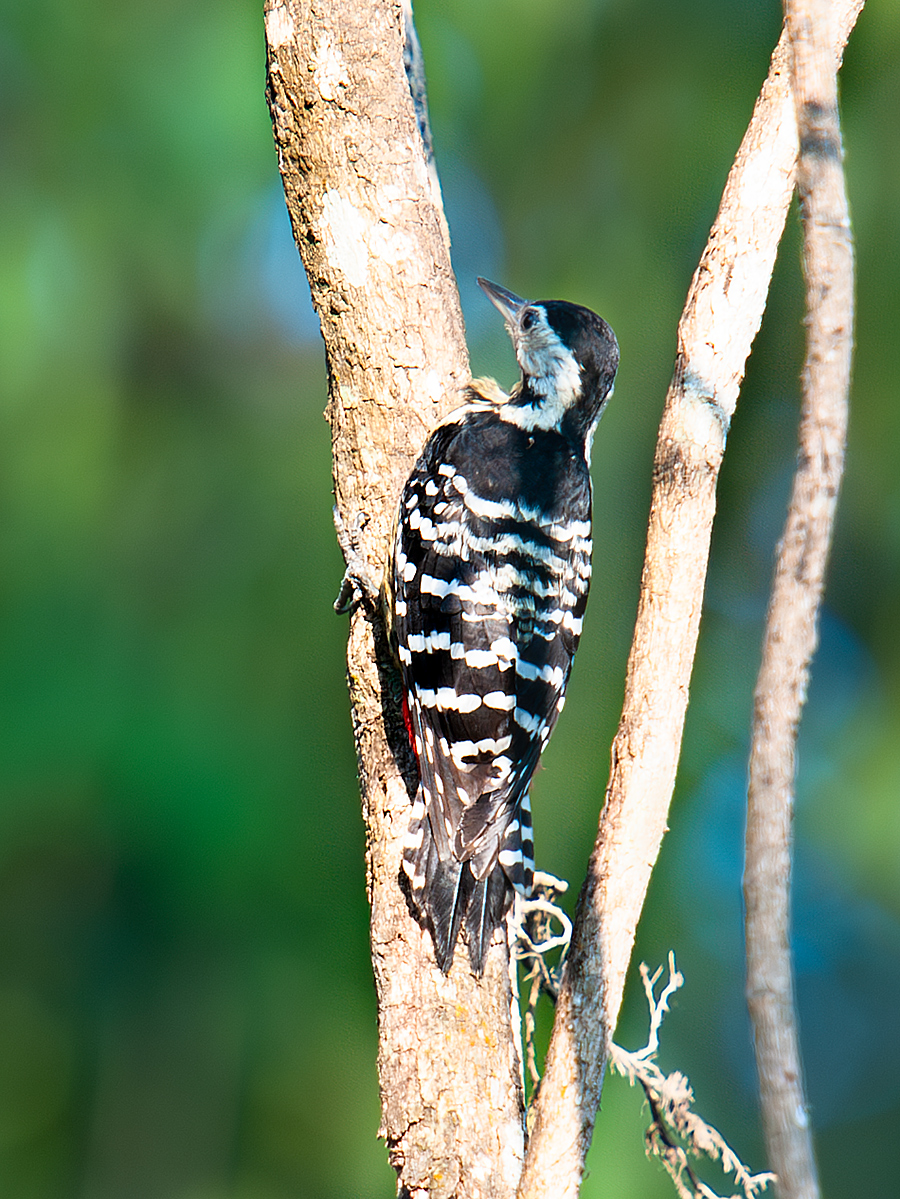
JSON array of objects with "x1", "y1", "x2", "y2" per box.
[
  {"x1": 463, "y1": 649, "x2": 500, "y2": 669},
  {"x1": 407, "y1": 631, "x2": 450, "y2": 654},
  {"x1": 514, "y1": 707, "x2": 545, "y2": 735},
  {"x1": 562, "y1": 611, "x2": 583, "y2": 636},
  {"x1": 403, "y1": 826, "x2": 424, "y2": 850},
  {"x1": 449, "y1": 735, "x2": 513, "y2": 759},
  {"x1": 516, "y1": 659, "x2": 565, "y2": 687},
  {"x1": 416, "y1": 686, "x2": 482, "y2": 713}
]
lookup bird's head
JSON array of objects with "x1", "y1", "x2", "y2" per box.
[{"x1": 476, "y1": 277, "x2": 618, "y2": 440}]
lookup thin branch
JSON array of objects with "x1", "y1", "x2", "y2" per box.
[
  {"x1": 518, "y1": 6, "x2": 862, "y2": 1196},
  {"x1": 515, "y1": 874, "x2": 572, "y2": 1096},
  {"x1": 636, "y1": 956, "x2": 684, "y2": 1061},
  {"x1": 744, "y1": 2, "x2": 857, "y2": 1197},
  {"x1": 609, "y1": 957, "x2": 775, "y2": 1199}
]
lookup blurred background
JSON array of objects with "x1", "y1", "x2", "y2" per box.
[{"x1": 1, "y1": 0, "x2": 898, "y2": 1195}]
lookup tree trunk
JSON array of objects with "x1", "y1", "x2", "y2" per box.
[{"x1": 264, "y1": 2, "x2": 525, "y2": 1195}]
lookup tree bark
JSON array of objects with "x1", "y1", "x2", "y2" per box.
[{"x1": 264, "y1": 3, "x2": 524, "y2": 1195}]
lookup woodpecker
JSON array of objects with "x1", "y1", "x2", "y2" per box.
[{"x1": 390, "y1": 278, "x2": 619, "y2": 974}]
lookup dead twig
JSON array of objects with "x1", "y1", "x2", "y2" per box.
[{"x1": 610, "y1": 957, "x2": 776, "y2": 1199}]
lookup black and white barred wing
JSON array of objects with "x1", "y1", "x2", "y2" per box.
[
  {"x1": 393, "y1": 422, "x2": 591, "y2": 970},
  {"x1": 394, "y1": 473, "x2": 523, "y2": 875}
]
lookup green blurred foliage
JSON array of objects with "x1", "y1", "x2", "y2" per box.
[{"x1": 0, "y1": 0, "x2": 898, "y2": 1195}]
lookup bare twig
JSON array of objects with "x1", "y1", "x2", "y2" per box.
[
  {"x1": 609, "y1": 958, "x2": 776, "y2": 1199},
  {"x1": 744, "y1": 3, "x2": 857, "y2": 1198},
  {"x1": 518, "y1": 6, "x2": 862, "y2": 1196},
  {"x1": 635, "y1": 957, "x2": 684, "y2": 1060},
  {"x1": 515, "y1": 873, "x2": 571, "y2": 1095}
]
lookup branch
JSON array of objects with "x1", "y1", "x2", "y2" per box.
[
  {"x1": 264, "y1": 3, "x2": 525, "y2": 1194},
  {"x1": 744, "y1": 2, "x2": 857, "y2": 1196},
  {"x1": 609, "y1": 957, "x2": 776, "y2": 1199},
  {"x1": 519, "y1": 6, "x2": 862, "y2": 1196}
]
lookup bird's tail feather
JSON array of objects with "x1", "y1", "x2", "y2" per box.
[
  {"x1": 402, "y1": 797, "x2": 518, "y2": 974},
  {"x1": 464, "y1": 867, "x2": 513, "y2": 974},
  {"x1": 426, "y1": 858, "x2": 476, "y2": 972}
]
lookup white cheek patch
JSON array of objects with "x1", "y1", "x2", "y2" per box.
[
  {"x1": 500, "y1": 310, "x2": 583, "y2": 431},
  {"x1": 526, "y1": 346, "x2": 581, "y2": 402}
]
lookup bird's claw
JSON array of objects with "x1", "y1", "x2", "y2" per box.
[{"x1": 333, "y1": 508, "x2": 380, "y2": 614}]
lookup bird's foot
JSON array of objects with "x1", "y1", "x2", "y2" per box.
[{"x1": 333, "y1": 507, "x2": 380, "y2": 614}]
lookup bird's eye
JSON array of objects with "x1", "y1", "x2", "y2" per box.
[{"x1": 521, "y1": 309, "x2": 537, "y2": 331}]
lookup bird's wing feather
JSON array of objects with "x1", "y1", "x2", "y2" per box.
[{"x1": 395, "y1": 416, "x2": 588, "y2": 886}]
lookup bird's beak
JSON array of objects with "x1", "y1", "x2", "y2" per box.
[{"x1": 476, "y1": 277, "x2": 530, "y2": 327}]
